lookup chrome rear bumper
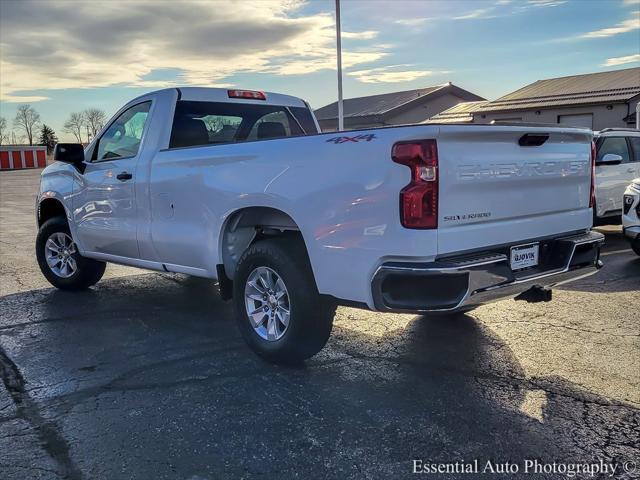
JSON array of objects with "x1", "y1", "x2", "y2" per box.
[{"x1": 372, "y1": 231, "x2": 604, "y2": 313}]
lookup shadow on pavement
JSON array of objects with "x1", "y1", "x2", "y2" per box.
[{"x1": 0, "y1": 273, "x2": 638, "y2": 479}]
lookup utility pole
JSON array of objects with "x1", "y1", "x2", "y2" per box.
[{"x1": 335, "y1": 0, "x2": 344, "y2": 131}]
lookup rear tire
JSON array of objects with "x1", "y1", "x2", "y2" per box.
[
  {"x1": 632, "y1": 242, "x2": 640, "y2": 257},
  {"x1": 36, "y1": 216, "x2": 106, "y2": 290},
  {"x1": 233, "y1": 237, "x2": 335, "y2": 363}
]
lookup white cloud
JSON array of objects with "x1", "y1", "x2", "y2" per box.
[
  {"x1": 602, "y1": 53, "x2": 640, "y2": 66},
  {"x1": 454, "y1": 8, "x2": 496, "y2": 20},
  {"x1": 342, "y1": 30, "x2": 378, "y2": 40},
  {"x1": 581, "y1": 11, "x2": 640, "y2": 38},
  {"x1": 394, "y1": 17, "x2": 431, "y2": 26},
  {"x1": 347, "y1": 65, "x2": 440, "y2": 84},
  {"x1": 0, "y1": 0, "x2": 384, "y2": 102},
  {"x1": 394, "y1": 0, "x2": 565, "y2": 25},
  {"x1": 525, "y1": 0, "x2": 567, "y2": 6},
  {"x1": 623, "y1": 0, "x2": 640, "y2": 6},
  {"x1": 0, "y1": 93, "x2": 50, "y2": 103}
]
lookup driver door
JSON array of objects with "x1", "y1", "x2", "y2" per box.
[{"x1": 73, "y1": 101, "x2": 151, "y2": 258}]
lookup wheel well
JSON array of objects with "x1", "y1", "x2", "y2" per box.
[
  {"x1": 38, "y1": 198, "x2": 67, "y2": 226},
  {"x1": 221, "y1": 207, "x2": 303, "y2": 281}
]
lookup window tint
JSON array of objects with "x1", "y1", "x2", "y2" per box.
[
  {"x1": 596, "y1": 137, "x2": 630, "y2": 163},
  {"x1": 290, "y1": 108, "x2": 317, "y2": 135},
  {"x1": 169, "y1": 101, "x2": 318, "y2": 149},
  {"x1": 203, "y1": 115, "x2": 242, "y2": 143},
  {"x1": 246, "y1": 111, "x2": 293, "y2": 141},
  {"x1": 94, "y1": 102, "x2": 151, "y2": 161},
  {"x1": 628, "y1": 137, "x2": 640, "y2": 163}
]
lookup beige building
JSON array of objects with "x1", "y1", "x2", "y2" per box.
[
  {"x1": 315, "y1": 83, "x2": 485, "y2": 131},
  {"x1": 428, "y1": 68, "x2": 640, "y2": 130}
]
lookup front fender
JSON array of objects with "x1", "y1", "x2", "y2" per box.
[{"x1": 37, "y1": 163, "x2": 84, "y2": 251}]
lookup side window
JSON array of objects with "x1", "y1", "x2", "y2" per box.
[
  {"x1": 628, "y1": 137, "x2": 640, "y2": 163},
  {"x1": 596, "y1": 137, "x2": 630, "y2": 164},
  {"x1": 94, "y1": 102, "x2": 151, "y2": 161}
]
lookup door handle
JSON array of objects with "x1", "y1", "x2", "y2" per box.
[
  {"x1": 116, "y1": 172, "x2": 133, "y2": 181},
  {"x1": 627, "y1": 168, "x2": 635, "y2": 173}
]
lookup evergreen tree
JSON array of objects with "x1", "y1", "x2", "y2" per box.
[{"x1": 39, "y1": 124, "x2": 58, "y2": 154}]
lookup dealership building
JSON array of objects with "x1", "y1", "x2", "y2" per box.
[{"x1": 428, "y1": 67, "x2": 640, "y2": 129}]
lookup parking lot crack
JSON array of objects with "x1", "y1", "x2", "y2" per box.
[{"x1": 0, "y1": 346, "x2": 83, "y2": 480}]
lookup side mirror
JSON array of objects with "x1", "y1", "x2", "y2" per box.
[
  {"x1": 596, "y1": 153, "x2": 623, "y2": 166},
  {"x1": 53, "y1": 143, "x2": 85, "y2": 165}
]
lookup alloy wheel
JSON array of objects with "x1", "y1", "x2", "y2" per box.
[
  {"x1": 244, "y1": 266, "x2": 291, "y2": 341},
  {"x1": 45, "y1": 232, "x2": 78, "y2": 278}
]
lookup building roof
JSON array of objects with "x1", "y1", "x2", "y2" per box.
[
  {"x1": 477, "y1": 67, "x2": 640, "y2": 112},
  {"x1": 424, "y1": 101, "x2": 489, "y2": 123},
  {"x1": 314, "y1": 83, "x2": 485, "y2": 123}
]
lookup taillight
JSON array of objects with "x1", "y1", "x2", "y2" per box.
[
  {"x1": 392, "y1": 140, "x2": 438, "y2": 229},
  {"x1": 589, "y1": 140, "x2": 596, "y2": 209},
  {"x1": 227, "y1": 89, "x2": 266, "y2": 100}
]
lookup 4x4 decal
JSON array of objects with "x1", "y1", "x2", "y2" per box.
[{"x1": 326, "y1": 134, "x2": 377, "y2": 144}]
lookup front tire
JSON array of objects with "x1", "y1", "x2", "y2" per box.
[
  {"x1": 632, "y1": 242, "x2": 640, "y2": 257},
  {"x1": 233, "y1": 237, "x2": 335, "y2": 363},
  {"x1": 36, "y1": 216, "x2": 106, "y2": 290}
]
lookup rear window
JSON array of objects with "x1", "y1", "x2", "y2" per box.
[{"x1": 169, "y1": 101, "x2": 317, "y2": 149}]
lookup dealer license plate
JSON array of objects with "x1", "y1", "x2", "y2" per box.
[{"x1": 510, "y1": 243, "x2": 539, "y2": 270}]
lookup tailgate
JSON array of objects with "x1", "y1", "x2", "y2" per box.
[{"x1": 436, "y1": 125, "x2": 593, "y2": 255}]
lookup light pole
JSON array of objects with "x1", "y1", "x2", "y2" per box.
[{"x1": 335, "y1": 0, "x2": 344, "y2": 131}]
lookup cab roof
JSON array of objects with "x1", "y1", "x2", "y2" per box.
[{"x1": 176, "y1": 87, "x2": 307, "y2": 108}]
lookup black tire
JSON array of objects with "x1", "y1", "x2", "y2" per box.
[
  {"x1": 233, "y1": 237, "x2": 335, "y2": 363},
  {"x1": 632, "y1": 242, "x2": 640, "y2": 257},
  {"x1": 36, "y1": 216, "x2": 106, "y2": 290}
]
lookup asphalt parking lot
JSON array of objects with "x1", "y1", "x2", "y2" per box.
[{"x1": 0, "y1": 168, "x2": 638, "y2": 480}]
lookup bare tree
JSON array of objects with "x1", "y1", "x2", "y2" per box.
[
  {"x1": 63, "y1": 112, "x2": 85, "y2": 143},
  {"x1": 13, "y1": 104, "x2": 41, "y2": 145},
  {"x1": 0, "y1": 117, "x2": 7, "y2": 145},
  {"x1": 83, "y1": 108, "x2": 107, "y2": 142},
  {"x1": 10, "y1": 131, "x2": 24, "y2": 144}
]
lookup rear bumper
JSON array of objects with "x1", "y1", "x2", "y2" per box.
[{"x1": 371, "y1": 231, "x2": 604, "y2": 313}]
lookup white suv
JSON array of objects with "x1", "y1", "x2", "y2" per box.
[
  {"x1": 623, "y1": 178, "x2": 640, "y2": 256},
  {"x1": 593, "y1": 129, "x2": 640, "y2": 225}
]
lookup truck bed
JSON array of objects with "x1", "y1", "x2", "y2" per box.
[{"x1": 149, "y1": 122, "x2": 593, "y2": 307}]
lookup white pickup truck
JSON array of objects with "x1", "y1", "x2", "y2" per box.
[{"x1": 36, "y1": 87, "x2": 604, "y2": 362}]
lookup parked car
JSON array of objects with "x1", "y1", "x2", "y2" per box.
[
  {"x1": 623, "y1": 178, "x2": 640, "y2": 256},
  {"x1": 593, "y1": 128, "x2": 640, "y2": 225},
  {"x1": 36, "y1": 88, "x2": 604, "y2": 362}
]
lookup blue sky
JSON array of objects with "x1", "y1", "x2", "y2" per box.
[{"x1": 0, "y1": 0, "x2": 638, "y2": 141}]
